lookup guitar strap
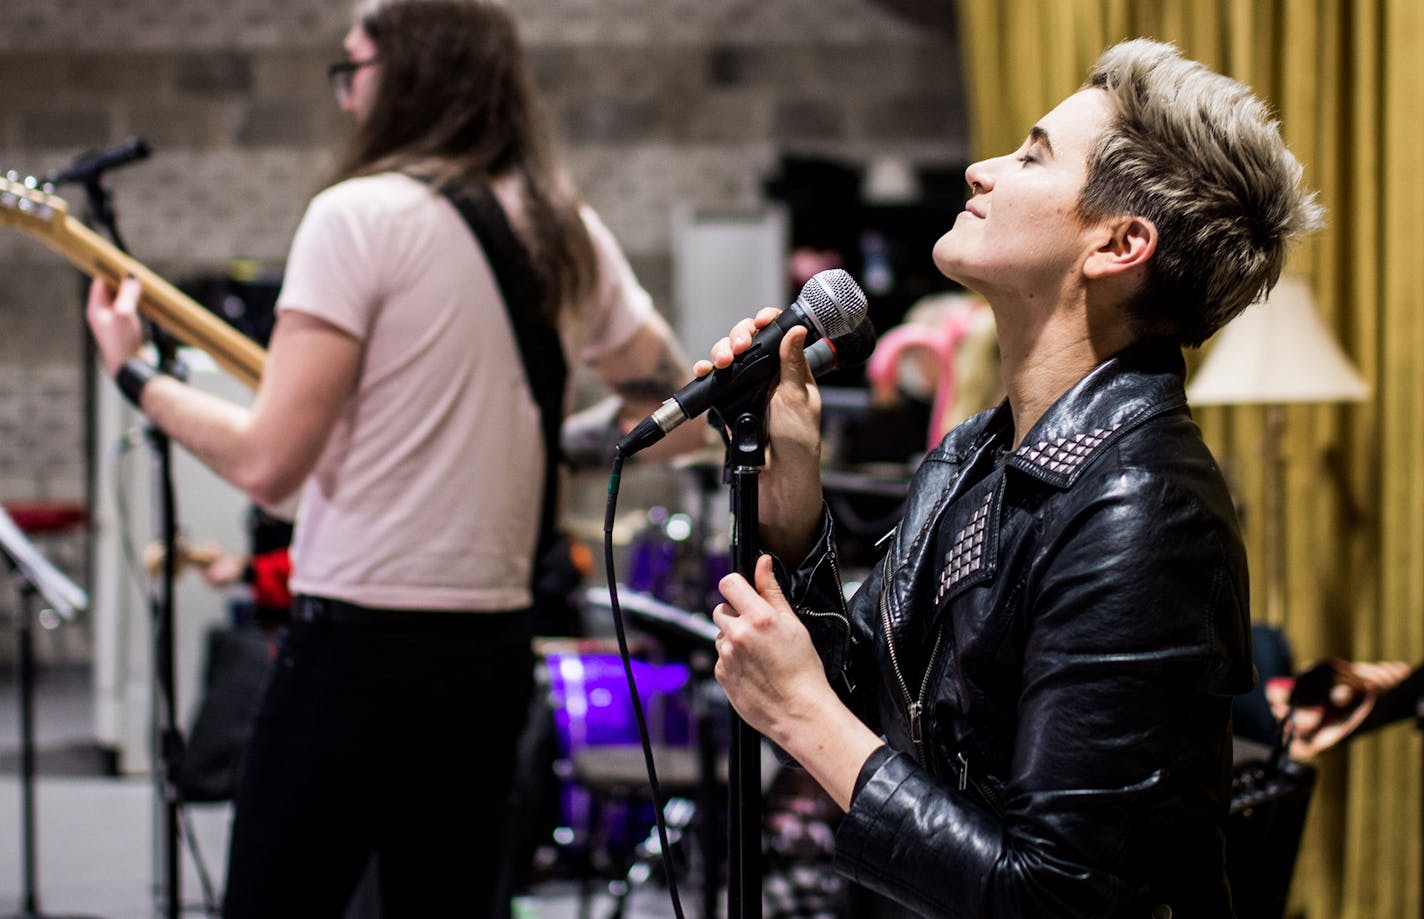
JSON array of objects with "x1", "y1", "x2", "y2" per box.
[{"x1": 439, "y1": 181, "x2": 568, "y2": 580}]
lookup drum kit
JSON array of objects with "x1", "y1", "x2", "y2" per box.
[
  {"x1": 525, "y1": 492, "x2": 727, "y2": 916},
  {"x1": 525, "y1": 443, "x2": 915, "y2": 917},
  {"x1": 531, "y1": 443, "x2": 743, "y2": 912}
]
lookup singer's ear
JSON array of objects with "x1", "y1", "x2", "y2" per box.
[{"x1": 1083, "y1": 215, "x2": 1156, "y2": 280}]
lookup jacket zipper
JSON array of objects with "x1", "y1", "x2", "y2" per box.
[
  {"x1": 879, "y1": 538, "x2": 944, "y2": 768},
  {"x1": 823, "y1": 536, "x2": 852, "y2": 673},
  {"x1": 794, "y1": 540, "x2": 853, "y2": 687},
  {"x1": 912, "y1": 631, "x2": 943, "y2": 765}
]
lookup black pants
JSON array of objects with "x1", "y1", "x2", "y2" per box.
[{"x1": 222, "y1": 605, "x2": 534, "y2": 918}]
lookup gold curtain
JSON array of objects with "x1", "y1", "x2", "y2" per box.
[{"x1": 954, "y1": 1, "x2": 1424, "y2": 916}]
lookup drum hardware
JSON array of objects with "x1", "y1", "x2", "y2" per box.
[{"x1": 536, "y1": 589, "x2": 747, "y2": 919}]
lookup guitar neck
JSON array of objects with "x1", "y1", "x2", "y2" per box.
[
  {"x1": 47, "y1": 217, "x2": 266, "y2": 389},
  {"x1": 20, "y1": 222, "x2": 264, "y2": 393},
  {"x1": 2, "y1": 171, "x2": 265, "y2": 389}
]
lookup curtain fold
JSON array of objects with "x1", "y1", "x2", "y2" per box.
[{"x1": 954, "y1": 1, "x2": 1424, "y2": 915}]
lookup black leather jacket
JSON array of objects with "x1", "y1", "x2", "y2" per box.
[{"x1": 785, "y1": 339, "x2": 1254, "y2": 918}]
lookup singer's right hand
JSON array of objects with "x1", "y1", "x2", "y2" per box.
[{"x1": 698, "y1": 308, "x2": 825, "y2": 562}]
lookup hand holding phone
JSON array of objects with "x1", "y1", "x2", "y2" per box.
[{"x1": 1267, "y1": 658, "x2": 1416, "y2": 759}]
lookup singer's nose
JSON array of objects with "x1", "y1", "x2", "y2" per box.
[{"x1": 965, "y1": 158, "x2": 992, "y2": 195}]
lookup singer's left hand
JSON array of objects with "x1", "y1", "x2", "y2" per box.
[
  {"x1": 713, "y1": 555, "x2": 826, "y2": 741},
  {"x1": 713, "y1": 555, "x2": 882, "y2": 811},
  {"x1": 86, "y1": 276, "x2": 146, "y2": 376}
]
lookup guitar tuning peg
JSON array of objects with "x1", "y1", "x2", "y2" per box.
[
  {"x1": 23, "y1": 175, "x2": 39, "y2": 190},
  {"x1": 41, "y1": 182, "x2": 56, "y2": 195},
  {"x1": 4, "y1": 170, "x2": 18, "y2": 182}
]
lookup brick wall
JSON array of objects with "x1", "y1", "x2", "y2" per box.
[{"x1": 0, "y1": 0, "x2": 964, "y2": 559}]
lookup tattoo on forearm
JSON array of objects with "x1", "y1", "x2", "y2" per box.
[{"x1": 610, "y1": 346, "x2": 687, "y2": 403}]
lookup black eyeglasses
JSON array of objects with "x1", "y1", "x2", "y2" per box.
[{"x1": 327, "y1": 57, "x2": 378, "y2": 103}]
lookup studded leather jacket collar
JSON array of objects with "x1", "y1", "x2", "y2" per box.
[{"x1": 787, "y1": 338, "x2": 1254, "y2": 918}]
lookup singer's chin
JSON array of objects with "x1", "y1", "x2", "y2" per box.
[{"x1": 931, "y1": 233, "x2": 965, "y2": 282}]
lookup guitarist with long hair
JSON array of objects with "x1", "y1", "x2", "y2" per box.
[{"x1": 85, "y1": 1, "x2": 699, "y2": 915}]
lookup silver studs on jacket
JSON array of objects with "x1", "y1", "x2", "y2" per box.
[
  {"x1": 935, "y1": 491, "x2": 994, "y2": 606},
  {"x1": 1016, "y1": 422, "x2": 1124, "y2": 475}
]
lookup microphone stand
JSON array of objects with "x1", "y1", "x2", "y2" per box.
[
  {"x1": 77, "y1": 176, "x2": 186, "y2": 919},
  {"x1": 0, "y1": 508, "x2": 100, "y2": 919},
  {"x1": 710, "y1": 393, "x2": 767, "y2": 919}
]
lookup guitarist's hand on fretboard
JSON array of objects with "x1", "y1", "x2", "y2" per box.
[
  {"x1": 0, "y1": 170, "x2": 265, "y2": 389},
  {"x1": 87, "y1": 275, "x2": 147, "y2": 377}
]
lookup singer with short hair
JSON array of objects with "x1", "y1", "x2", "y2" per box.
[
  {"x1": 85, "y1": 0, "x2": 698, "y2": 915},
  {"x1": 705, "y1": 40, "x2": 1323, "y2": 917}
]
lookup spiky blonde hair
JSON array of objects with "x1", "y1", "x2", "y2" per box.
[{"x1": 1079, "y1": 39, "x2": 1324, "y2": 346}]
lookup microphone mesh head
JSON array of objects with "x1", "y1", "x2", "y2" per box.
[{"x1": 797, "y1": 269, "x2": 868, "y2": 338}]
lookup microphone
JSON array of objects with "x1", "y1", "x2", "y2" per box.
[
  {"x1": 45, "y1": 137, "x2": 153, "y2": 186},
  {"x1": 617, "y1": 269, "x2": 869, "y2": 457},
  {"x1": 804, "y1": 313, "x2": 876, "y2": 378}
]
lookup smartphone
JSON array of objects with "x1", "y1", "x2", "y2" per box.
[{"x1": 1287, "y1": 660, "x2": 1349, "y2": 708}]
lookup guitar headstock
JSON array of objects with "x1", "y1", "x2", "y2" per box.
[{"x1": 0, "y1": 171, "x2": 71, "y2": 239}]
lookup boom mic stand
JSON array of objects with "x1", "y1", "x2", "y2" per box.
[
  {"x1": 0, "y1": 507, "x2": 101, "y2": 919},
  {"x1": 71, "y1": 160, "x2": 186, "y2": 919}
]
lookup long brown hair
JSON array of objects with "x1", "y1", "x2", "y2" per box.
[{"x1": 330, "y1": 0, "x2": 597, "y2": 319}]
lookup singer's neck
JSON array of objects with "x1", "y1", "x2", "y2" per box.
[{"x1": 993, "y1": 294, "x2": 1144, "y2": 449}]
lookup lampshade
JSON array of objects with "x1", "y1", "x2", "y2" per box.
[{"x1": 1186, "y1": 275, "x2": 1369, "y2": 405}]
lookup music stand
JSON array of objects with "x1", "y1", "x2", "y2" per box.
[{"x1": 0, "y1": 506, "x2": 103, "y2": 919}]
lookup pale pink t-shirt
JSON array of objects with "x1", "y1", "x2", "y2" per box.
[{"x1": 277, "y1": 172, "x2": 651, "y2": 611}]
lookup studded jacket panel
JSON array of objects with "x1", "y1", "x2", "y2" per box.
[{"x1": 784, "y1": 338, "x2": 1254, "y2": 918}]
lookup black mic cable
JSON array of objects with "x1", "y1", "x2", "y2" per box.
[{"x1": 602, "y1": 451, "x2": 688, "y2": 919}]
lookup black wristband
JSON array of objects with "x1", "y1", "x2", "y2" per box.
[{"x1": 115, "y1": 357, "x2": 160, "y2": 408}]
